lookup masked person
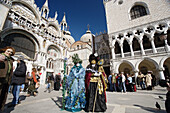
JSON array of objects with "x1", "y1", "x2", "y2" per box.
[
  {"x1": 85, "y1": 54, "x2": 107, "y2": 112},
  {"x1": 65, "y1": 54, "x2": 86, "y2": 112}
]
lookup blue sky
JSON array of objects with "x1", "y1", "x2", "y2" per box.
[{"x1": 34, "y1": 0, "x2": 107, "y2": 41}]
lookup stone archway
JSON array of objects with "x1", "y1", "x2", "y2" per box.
[
  {"x1": 138, "y1": 59, "x2": 159, "y2": 83},
  {"x1": 138, "y1": 59, "x2": 159, "y2": 85},
  {"x1": 0, "y1": 32, "x2": 37, "y2": 59},
  {"x1": 138, "y1": 59, "x2": 158, "y2": 74},
  {"x1": 118, "y1": 61, "x2": 134, "y2": 75},
  {"x1": 163, "y1": 57, "x2": 170, "y2": 80}
]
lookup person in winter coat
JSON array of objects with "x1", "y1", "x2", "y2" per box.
[
  {"x1": 0, "y1": 46, "x2": 15, "y2": 111},
  {"x1": 10, "y1": 57, "x2": 27, "y2": 107},
  {"x1": 146, "y1": 71, "x2": 152, "y2": 90}
]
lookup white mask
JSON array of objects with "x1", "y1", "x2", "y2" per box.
[
  {"x1": 76, "y1": 63, "x2": 80, "y2": 67},
  {"x1": 92, "y1": 64, "x2": 95, "y2": 67}
]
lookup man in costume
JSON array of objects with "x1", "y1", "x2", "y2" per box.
[
  {"x1": 85, "y1": 54, "x2": 107, "y2": 112},
  {"x1": 65, "y1": 54, "x2": 86, "y2": 112}
]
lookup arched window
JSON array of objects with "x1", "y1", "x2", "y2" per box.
[
  {"x1": 123, "y1": 40, "x2": 130, "y2": 53},
  {"x1": 132, "y1": 38, "x2": 140, "y2": 51},
  {"x1": 115, "y1": 42, "x2": 121, "y2": 54},
  {"x1": 130, "y1": 5, "x2": 147, "y2": 20},
  {"x1": 143, "y1": 35, "x2": 152, "y2": 50}
]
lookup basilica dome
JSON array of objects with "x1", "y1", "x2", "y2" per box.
[
  {"x1": 64, "y1": 31, "x2": 75, "y2": 44},
  {"x1": 80, "y1": 29, "x2": 93, "y2": 43}
]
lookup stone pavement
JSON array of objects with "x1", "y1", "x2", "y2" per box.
[{"x1": 2, "y1": 86, "x2": 167, "y2": 113}]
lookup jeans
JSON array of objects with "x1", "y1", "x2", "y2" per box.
[
  {"x1": 140, "y1": 81, "x2": 146, "y2": 89},
  {"x1": 118, "y1": 81, "x2": 122, "y2": 91},
  {"x1": 122, "y1": 82, "x2": 126, "y2": 92},
  {"x1": 109, "y1": 83, "x2": 113, "y2": 91},
  {"x1": 12, "y1": 85, "x2": 21, "y2": 105},
  {"x1": 21, "y1": 84, "x2": 25, "y2": 90},
  {"x1": 113, "y1": 83, "x2": 117, "y2": 91}
]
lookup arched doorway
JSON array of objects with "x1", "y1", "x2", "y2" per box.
[
  {"x1": 118, "y1": 62, "x2": 134, "y2": 75},
  {"x1": 0, "y1": 33, "x2": 36, "y2": 59},
  {"x1": 139, "y1": 59, "x2": 158, "y2": 75},
  {"x1": 163, "y1": 57, "x2": 170, "y2": 80},
  {"x1": 138, "y1": 59, "x2": 158, "y2": 85}
]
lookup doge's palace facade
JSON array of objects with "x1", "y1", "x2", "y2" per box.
[{"x1": 103, "y1": 0, "x2": 170, "y2": 81}]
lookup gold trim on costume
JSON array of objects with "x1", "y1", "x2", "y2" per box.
[{"x1": 90, "y1": 76, "x2": 99, "y2": 82}]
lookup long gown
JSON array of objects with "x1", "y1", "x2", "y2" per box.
[
  {"x1": 85, "y1": 64, "x2": 107, "y2": 112},
  {"x1": 65, "y1": 65, "x2": 86, "y2": 112}
]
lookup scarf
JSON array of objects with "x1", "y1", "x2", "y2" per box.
[{"x1": 1, "y1": 53, "x2": 12, "y2": 74}]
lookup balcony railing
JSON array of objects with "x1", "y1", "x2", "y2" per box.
[
  {"x1": 134, "y1": 51, "x2": 142, "y2": 56},
  {"x1": 145, "y1": 49, "x2": 153, "y2": 55},
  {"x1": 114, "y1": 46, "x2": 168, "y2": 59},
  {"x1": 115, "y1": 54, "x2": 121, "y2": 58},
  {"x1": 157, "y1": 47, "x2": 166, "y2": 53},
  {"x1": 124, "y1": 52, "x2": 131, "y2": 57}
]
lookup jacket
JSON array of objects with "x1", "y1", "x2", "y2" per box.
[
  {"x1": 0, "y1": 54, "x2": 14, "y2": 84},
  {"x1": 11, "y1": 60, "x2": 27, "y2": 85}
]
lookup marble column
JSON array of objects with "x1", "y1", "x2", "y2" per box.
[
  {"x1": 159, "y1": 69, "x2": 165, "y2": 80},
  {"x1": 138, "y1": 40, "x2": 145, "y2": 55},
  {"x1": 164, "y1": 34, "x2": 170, "y2": 52},
  {"x1": 150, "y1": 38, "x2": 157, "y2": 53},
  {"x1": 129, "y1": 42, "x2": 134, "y2": 57},
  {"x1": 134, "y1": 71, "x2": 139, "y2": 83},
  {"x1": 120, "y1": 44, "x2": 124, "y2": 58},
  {"x1": 111, "y1": 46, "x2": 115, "y2": 59}
]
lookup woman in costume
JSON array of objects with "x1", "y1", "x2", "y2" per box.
[
  {"x1": 85, "y1": 54, "x2": 107, "y2": 112},
  {"x1": 65, "y1": 54, "x2": 86, "y2": 112}
]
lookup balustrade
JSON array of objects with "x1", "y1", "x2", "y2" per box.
[
  {"x1": 134, "y1": 51, "x2": 142, "y2": 56},
  {"x1": 124, "y1": 52, "x2": 131, "y2": 57},
  {"x1": 115, "y1": 54, "x2": 121, "y2": 58},
  {"x1": 144, "y1": 49, "x2": 153, "y2": 55},
  {"x1": 156, "y1": 47, "x2": 166, "y2": 53}
]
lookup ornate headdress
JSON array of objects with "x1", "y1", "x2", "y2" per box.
[{"x1": 72, "y1": 54, "x2": 82, "y2": 64}]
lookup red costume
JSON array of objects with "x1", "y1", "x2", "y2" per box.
[{"x1": 85, "y1": 54, "x2": 107, "y2": 112}]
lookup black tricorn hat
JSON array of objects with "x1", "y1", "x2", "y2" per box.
[{"x1": 89, "y1": 54, "x2": 96, "y2": 63}]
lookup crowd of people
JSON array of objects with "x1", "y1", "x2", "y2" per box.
[
  {"x1": 107, "y1": 71, "x2": 157, "y2": 93},
  {"x1": 108, "y1": 72, "x2": 136, "y2": 93}
]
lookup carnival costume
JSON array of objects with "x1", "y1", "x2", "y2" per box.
[
  {"x1": 85, "y1": 54, "x2": 107, "y2": 112},
  {"x1": 65, "y1": 54, "x2": 86, "y2": 112}
]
